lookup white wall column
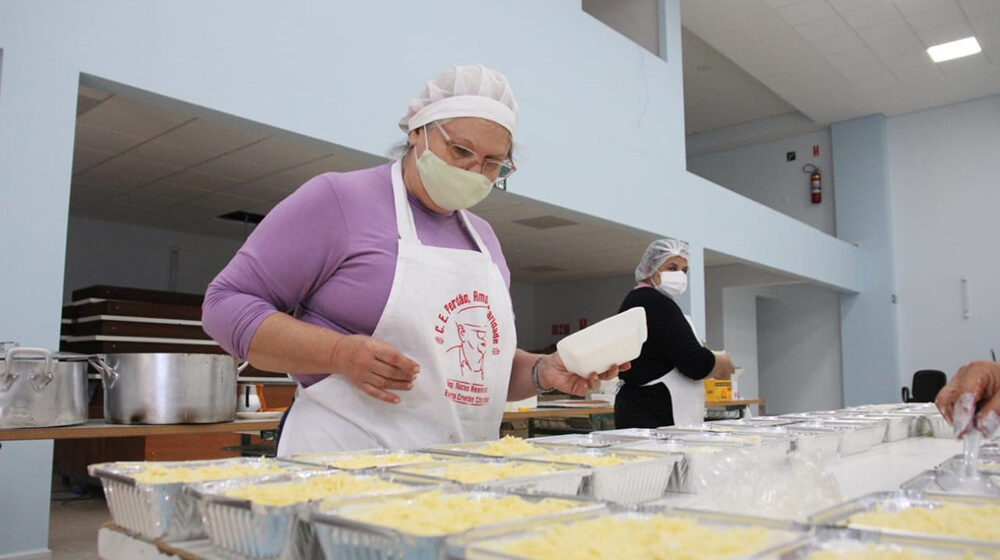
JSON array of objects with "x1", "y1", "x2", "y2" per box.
[{"x1": 0, "y1": 45, "x2": 78, "y2": 559}]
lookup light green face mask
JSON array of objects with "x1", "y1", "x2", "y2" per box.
[{"x1": 415, "y1": 129, "x2": 493, "y2": 211}]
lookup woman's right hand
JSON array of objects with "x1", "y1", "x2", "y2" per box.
[
  {"x1": 935, "y1": 361, "x2": 1000, "y2": 437},
  {"x1": 708, "y1": 350, "x2": 736, "y2": 380},
  {"x1": 330, "y1": 334, "x2": 421, "y2": 404}
]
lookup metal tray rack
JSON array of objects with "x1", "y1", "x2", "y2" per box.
[
  {"x1": 809, "y1": 490, "x2": 1000, "y2": 548},
  {"x1": 305, "y1": 487, "x2": 606, "y2": 560},
  {"x1": 87, "y1": 458, "x2": 321, "y2": 542},
  {"x1": 386, "y1": 456, "x2": 592, "y2": 496},
  {"x1": 187, "y1": 469, "x2": 443, "y2": 560},
  {"x1": 523, "y1": 446, "x2": 681, "y2": 504},
  {"x1": 457, "y1": 504, "x2": 807, "y2": 559}
]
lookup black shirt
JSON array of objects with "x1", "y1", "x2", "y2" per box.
[{"x1": 617, "y1": 287, "x2": 715, "y2": 386}]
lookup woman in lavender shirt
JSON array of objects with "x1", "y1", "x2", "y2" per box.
[{"x1": 203, "y1": 65, "x2": 628, "y2": 454}]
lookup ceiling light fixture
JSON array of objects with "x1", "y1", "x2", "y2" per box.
[{"x1": 926, "y1": 36, "x2": 981, "y2": 63}]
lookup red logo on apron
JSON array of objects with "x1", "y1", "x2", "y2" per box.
[{"x1": 435, "y1": 290, "x2": 501, "y2": 406}]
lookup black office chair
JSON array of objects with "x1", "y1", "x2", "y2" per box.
[{"x1": 901, "y1": 369, "x2": 947, "y2": 403}]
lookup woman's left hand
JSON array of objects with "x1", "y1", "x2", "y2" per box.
[{"x1": 538, "y1": 353, "x2": 630, "y2": 397}]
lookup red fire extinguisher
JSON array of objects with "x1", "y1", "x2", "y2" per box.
[{"x1": 803, "y1": 164, "x2": 821, "y2": 204}]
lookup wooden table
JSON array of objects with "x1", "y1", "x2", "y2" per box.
[{"x1": 0, "y1": 418, "x2": 281, "y2": 441}]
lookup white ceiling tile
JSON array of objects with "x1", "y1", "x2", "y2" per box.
[
  {"x1": 187, "y1": 191, "x2": 260, "y2": 214},
  {"x1": 75, "y1": 124, "x2": 145, "y2": 153},
  {"x1": 905, "y1": 5, "x2": 968, "y2": 30},
  {"x1": 810, "y1": 30, "x2": 869, "y2": 54},
  {"x1": 829, "y1": 0, "x2": 883, "y2": 12},
  {"x1": 764, "y1": 0, "x2": 805, "y2": 7},
  {"x1": 893, "y1": 0, "x2": 957, "y2": 16},
  {"x1": 917, "y1": 20, "x2": 976, "y2": 44},
  {"x1": 76, "y1": 96, "x2": 191, "y2": 139},
  {"x1": 112, "y1": 190, "x2": 178, "y2": 210},
  {"x1": 89, "y1": 154, "x2": 182, "y2": 185},
  {"x1": 72, "y1": 146, "x2": 113, "y2": 173},
  {"x1": 222, "y1": 181, "x2": 288, "y2": 202},
  {"x1": 857, "y1": 18, "x2": 917, "y2": 43},
  {"x1": 156, "y1": 119, "x2": 267, "y2": 155},
  {"x1": 826, "y1": 46, "x2": 882, "y2": 68},
  {"x1": 134, "y1": 181, "x2": 213, "y2": 202},
  {"x1": 162, "y1": 169, "x2": 238, "y2": 191},
  {"x1": 127, "y1": 140, "x2": 216, "y2": 168},
  {"x1": 971, "y1": 10, "x2": 1000, "y2": 34},
  {"x1": 976, "y1": 29, "x2": 1000, "y2": 50},
  {"x1": 225, "y1": 137, "x2": 326, "y2": 169},
  {"x1": 845, "y1": 68, "x2": 901, "y2": 88},
  {"x1": 778, "y1": 0, "x2": 838, "y2": 25},
  {"x1": 938, "y1": 50, "x2": 992, "y2": 72},
  {"x1": 72, "y1": 168, "x2": 142, "y2": 191},
  {"x1": 881, "y1": 49, "x2": 937, "y2": 70},
  {"x1": 892, "y1": 63, "x2": 945, "y2": 83},
  {"x1": 959, "y1": 0, "x2": 1000, "y2": 18},
  {"x1": 194, "y1": 155, "x2": 274, "y2": 181},
  {"x1": 794, "y1": 14, "x2": 854, "y2": 39},
  {"x1": 841, "y1": 1, "x2": 904, "y2": 28},
  {"x1": 867, "y1": 34, "x2": 926, "y2": 57}
]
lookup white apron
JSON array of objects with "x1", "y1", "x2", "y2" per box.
[
  {"x1": 643, "y1": 314, "x2": 706, "y2": 426},
  {"x1": 277, "y1": 161, "x2": 517, "y2": 455}
]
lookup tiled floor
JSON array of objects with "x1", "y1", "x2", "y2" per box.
[{"x1": 49, "y1": 490, "x2": 108, "y2": 560}]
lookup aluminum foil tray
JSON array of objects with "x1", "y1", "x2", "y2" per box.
[
  {"x1": 423, "y1": 438, "x2": 546, "y2": 458},
  {"x1": 524, "y1": 431, "x2": 645, "y2": 448},
  {"x1": 188, "y1": 469, "x2": 443, "y2": 560},
  {"x1": 523, "y1": 447, "x2": 681, "y2": 505},
  {"x1": 307, "y1": 487, "x2": 605, "y2": 560},
  {"x1": 87, "y1": 458, "x2": 319, "y2": 542},
  {"x1": 786, "y1": 421, "x2": 881, "y2": 456},
  {"x1": 920, "y1": 414, "x2": 956, "y2": 438},
  {"x1": 900, "y1": 469, "x2": 1000, "y2": 499},
  {"x1": 808, "y1": 490, "x2": 1000, "y2": 548},
  {"x1": 287, "y1": 449, "x2": 452, "y2": 471},
  {"x1": 665, "y1": 431, "x2": 791, "y2": 465},
  {"x1": 458, "y1": 505, "x2": 807, "y2": 559},
  {"x1": 859, "y1": 413, "x2": 915, "y2": 441},
  {"x1": 765, "y1": 527, "x2": 1000, "y2": 559},
  {"x1": 782, "y1": 426, "x2": 843, "y2": 459},
  {"x1": 589, "y1": 427, "x2": 673, "y2": 440},
  {"x1": 615, "y1": 438, "x2": 746, "y2": 493},
  {"x1": 386, "y1": 457, "x2": 591, "y2": 496}
]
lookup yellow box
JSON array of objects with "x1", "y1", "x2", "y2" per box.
[{"x1": 703, "y1": 379, "x2": 732, "y2": 402}]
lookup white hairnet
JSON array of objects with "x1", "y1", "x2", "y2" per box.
[
  {"x1": 634, "y1": 238, "x2": 690, "y2": 283},
  {"x1": 400, "y1": 64, "x2": 518, "y2": 135}
]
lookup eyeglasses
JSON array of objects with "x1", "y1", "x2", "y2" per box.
[{"x1": 431, "y1": 122, "x2": 516, "y2": 182}]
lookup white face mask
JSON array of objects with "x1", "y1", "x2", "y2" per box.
[
  {"x1": 655, "y1": 270, "x2": 688, "y2": 299},
  {"x1": 414, "y1": 129, "x2": 493, "y2": 211}
]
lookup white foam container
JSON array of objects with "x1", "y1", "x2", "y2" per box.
[{"x1": 556, "y1": 307, "x2": 646, "y2": 377}]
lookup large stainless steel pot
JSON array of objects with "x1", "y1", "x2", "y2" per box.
[
  {"x1": 0, "y1": 347, "x2": 89, "y2": 428},
  {"x1": 90, "y1": 353, "x2": 241, "y2": 424}
]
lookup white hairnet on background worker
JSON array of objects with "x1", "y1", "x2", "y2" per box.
[
  {"x1": 634, "y1": 238, "x2": 691, "y2": 283},
  {"x1": 399, "y1": 64, "x2": 519, "y2": 134}
]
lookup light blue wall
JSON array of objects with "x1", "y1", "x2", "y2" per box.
[
  {"x1": 832, "y1": 115, "x2": 900, "y2": 406},
  {"x1": 0, "y1": 1, "x2": 860, "y2": 554},
  {"x1": 887, "y1": 95, "x2": 1000, "y2": 385}
]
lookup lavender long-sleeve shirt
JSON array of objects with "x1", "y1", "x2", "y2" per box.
[{"x1": 202, "y1": 162, "x2": 510, "y2": 386}]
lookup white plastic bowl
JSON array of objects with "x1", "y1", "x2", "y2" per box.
[{"x1": 556, "y1": 307, "x2": 647, "y2": 377}]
